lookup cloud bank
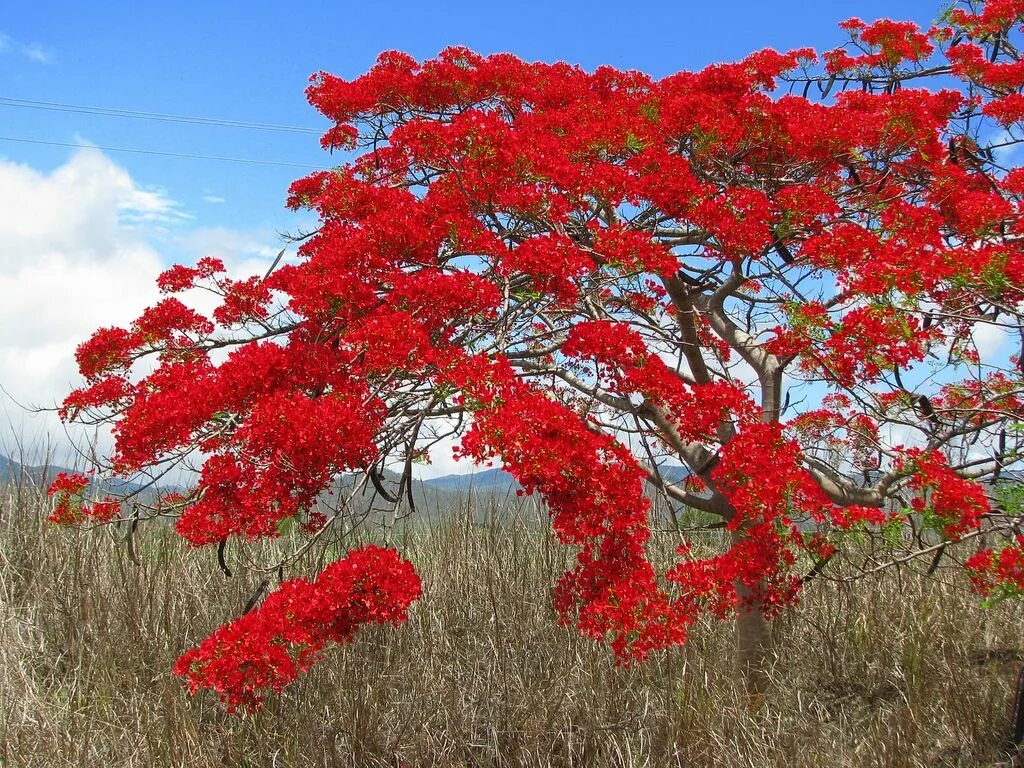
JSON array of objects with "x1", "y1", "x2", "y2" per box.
[{"x1": 0, "y1": 149, "x2": 168, "y2": 455}]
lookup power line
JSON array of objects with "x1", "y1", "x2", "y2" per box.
[
  {"x1": 0, "y1": 96, "x2": 325, "y2": 134},
  {"x1": 0, "y1": 136, "x2": 334, "y2": 169}
]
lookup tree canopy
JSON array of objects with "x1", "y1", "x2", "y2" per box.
[{"x1": 52, "y1": 1, "x2": 1024, "y2": 709}]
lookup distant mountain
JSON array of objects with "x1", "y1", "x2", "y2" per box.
[
  {"x1": 420, "y1": 468, "x2": 520, "y2": 494},
  {"x1": 649, "y1": 465, "x2": 689, "y2": 485},
  {"x1": 418, "y1": 464, "x2": 690, "y2": 495},
  {"x1": 326, "y1": 467, "x2": 478, "y2": 520},
  {"x1": 1, "y1": 454, "x2": 158, "y2": 498},
  {"x1": 0, "y1": 455, "x2": 19, "y2": 483},
  {"x1": 2, "y1": 454, "x2": 71, "y2": 488}
]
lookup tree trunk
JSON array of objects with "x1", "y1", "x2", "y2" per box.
[
  {"x1": 735, "y1": 578, "x2": 773, "y2": 704},
  {"x1": 731, "y1": 526, "x2": 773, "y2": 705}
]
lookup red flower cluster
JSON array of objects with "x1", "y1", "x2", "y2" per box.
[
  {"x1": 46, "y1": 472, "x2": 120, "y2": 526},
  {"x1": 902, "y1": 450, "x2": 990, "y2": 538},
  {"x1": 448, "y1": 354, "x2": 691, "y2": 660},
  {"x1": 564, "y1": 320, "x2": 755, "y2": 440},
  {"x1": 965, "y1": 537, "x2": 1024, "y2": 599},
  {"x1": 175, "y1": 386, "x2": 384, "y2": 546},
  {"x1": 825, "y1": 19, "x2": 935, "y2": 73},
  {"x1": 950, "y1": 0, "x2": 1024, "y2": 35},
  {"x1": 174, "y1": 545, "x2": 421, "y2": 712}
]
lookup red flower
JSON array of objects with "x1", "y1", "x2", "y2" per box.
[{"x1": 174, "y1": 545, "x2": 421, "y2": 711}]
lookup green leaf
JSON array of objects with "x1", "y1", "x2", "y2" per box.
[{"x1": 277, "y1": 516, "x2": 296, "y2": 537}]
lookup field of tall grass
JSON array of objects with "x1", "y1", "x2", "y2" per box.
[{"x1": 2, "y1": 477, "x2": 1023, "y2": 767}]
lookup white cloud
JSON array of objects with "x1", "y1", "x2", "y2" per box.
[
  {"x1": 972, "y1": 320, "x2": 1012, "y2": 359},
  {"x1": 0, "y1": 32, "x2": 51, "y2": 64},
  {"x1": 175, "y1": 225, "x2": 283, "y2": 267},
  {"x1": 0, "y1": 149, "x2": 170, "y2": 457},
  {"x1": 991, "y1": 128, "x2": 1022, "y2": 167},
  {"x1": 406, "y1": 422, "x2": 496, "y2": 479},
  {"x1": 21, "y1": 44, "x2": 50, "y2": 64},
  {"x1": 118, "y1": 186, "x2": 191, "y2": 226},
  {"x1": 201, "y1": 194, "x2": 226, "y2": 204}
]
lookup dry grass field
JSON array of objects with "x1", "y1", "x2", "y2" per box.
[{"x1": 2, "y1": 478, "x2": 1023, "y2": 767}]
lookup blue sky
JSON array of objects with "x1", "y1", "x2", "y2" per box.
[
  {"x1": 0, "y1": 0, "x2": 949, "y2": 466},
  {"x1": 2, "y1": 1, "x2": 942, "y2": 232}
]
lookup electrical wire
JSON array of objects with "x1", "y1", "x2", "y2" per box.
[
  {"x1": 0, "y1": 96, "x2": 324, "y2": 134},
  {"x1": 0, "y1": 135, "x2": 333, "y2": 169}
]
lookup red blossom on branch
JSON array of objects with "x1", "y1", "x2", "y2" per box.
[{"x1": 173, "y1": 545, "x2": 421, "y2": 712}]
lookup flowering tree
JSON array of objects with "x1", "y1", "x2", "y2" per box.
[{"x1": 51, "y1": 0, "x2": 1024, "y2": 707}]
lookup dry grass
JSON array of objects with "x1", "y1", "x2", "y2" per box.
[{"x1": 1, "y1": 479, "x2": 1023, "y2": 768}]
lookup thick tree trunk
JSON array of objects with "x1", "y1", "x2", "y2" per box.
[
  {"x1": 734, "y1": 578, "x2": 773, "y2": 703},
  {"x1": 731, "y1": 527, "x2": 773, "y2": 704}
]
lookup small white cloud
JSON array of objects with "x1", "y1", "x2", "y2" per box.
[
  {"x1": 972, "y1": 321, "x2": 1011, "y2": 358},
  {"x1": 991, "y1": 128, "x2": 1022, "y2": 166},
  {"x1": 201, "y1": 194, "x2": 226, "y2": 204},
  {"x1": 0, "y1": 32, "x2": 51, "y2": 64},
  {"x1": 408, "y1": 421, "x2": 493, "y2": 479},
  {"x1": 173, "y1": 225, "x2": 288, "y2": 276},
  {"x1": 118, "y1": 185, "x2": 192, "y2": 226},
  {"x1": 57, "y1": 138, "x2": 191, "y2": 227},
  {"x1": 20, "y1": 44, "x2": 50, "y2": 64}
]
